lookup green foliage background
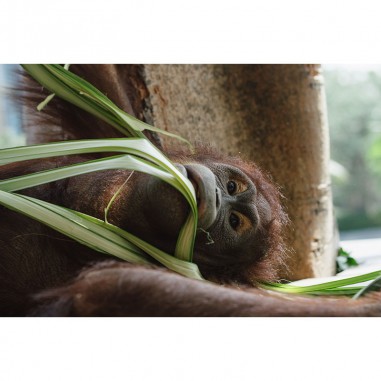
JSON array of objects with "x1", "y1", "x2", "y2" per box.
[{"x1": 325, "y1": 67, "x2": 381, "y2": 231}]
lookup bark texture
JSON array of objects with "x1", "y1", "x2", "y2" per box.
[{"x1": 141, "y1": 64, "x2": 337, "y2": 280}]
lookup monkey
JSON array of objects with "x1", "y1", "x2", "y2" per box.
[{"x1": 0, "y1": 64, "x2": 380, "y2": 316}]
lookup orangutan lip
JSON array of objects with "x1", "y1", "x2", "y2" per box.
[
  {"x1": 184, "y1": 167, "x2": 203, "y2": 207},
  {"x1": 173, "y1": 163, "x2": 217, "y2": 228},
  {"x1": 174, "y1": 164, "x2": 200, "y2": 202},
  {"x1": 183, "y1": 164, "x2": 217, "y2": 229},
  {"x1": 189, "y1": 178, "x2": 200, "y2": 202}
]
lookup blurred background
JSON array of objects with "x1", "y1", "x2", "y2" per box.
[
  {"x1": 1, "y1": 64, "x2": 380, "y2": 244},
  {"x1": 324, "y1": 65, "x2": 381, "y2": 239},
  {"x1": 0, "y1": 65, "x2": 23, "y2": 148}
]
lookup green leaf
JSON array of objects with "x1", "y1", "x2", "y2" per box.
[
  {"x1": 353, "y1": 274, "x2": 381, "y2": 299},
  {"x1": 0, "y1": 190, "x2": 203, "y2": 280},
  {"x1": 263, "y1": 270, "x2": 381, "y2": 296},
  {"x1": 336, "y1": 247, "x2": 359, "y2": 273},
  {"x1": 0, "y1": 138, "x2": 198, "y2": 261},
  {"x1": 22, "y1": 64, "x2": 192, "y2": 147},
  {"x1": 0, "y1": 190, "x2": 151, "y2": 265},
  {"x1": 75, "y1": 211, "x2": 204, "y2": 280}
]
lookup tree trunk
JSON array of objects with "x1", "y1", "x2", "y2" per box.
[{"x1": 140, "y1": 64, "x2": 338, "y2": 280}]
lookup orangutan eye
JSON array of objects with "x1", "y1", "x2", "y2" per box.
[
  {"x1": 227, "y1": 180, "x2": 237, "y2": 194},
  {"x1": 229, "y1": 213, "x2": 240, "y2": 230}
]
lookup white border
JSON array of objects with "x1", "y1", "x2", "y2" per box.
[{"x1": 2, "y1": 0, "x2": 381, "y2": 63}]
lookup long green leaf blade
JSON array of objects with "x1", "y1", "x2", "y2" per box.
[
  {"x1": 263, "y1": 270, "x2": 381, "y2": 295},
  {"x1": 75, "y1": 211, "x2": 204, "y2": 280},
  {"x1": 0, "y1": 155, "x2": 175, "y2": 192},
  {"x1": 353, "y1": 274, "x2": 381, "y2": 299},
  {"x1": 22, "y1": 65, "x2": 135, "y2": 137},
  {"x1": 0, "y1": 190, "x2": 151, "y2": 265},
  {"x1": 0, "y1": 138, "x2": 198, "y2": 261},
  {"x1": 22, "y1": 64, "x2": 191, "y2": 145}
]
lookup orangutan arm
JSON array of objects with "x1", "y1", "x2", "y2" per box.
[{"x1": 28, "y1": 261, "x2": 381, "y2": 317}]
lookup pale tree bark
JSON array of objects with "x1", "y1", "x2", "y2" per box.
[{"x1": 140, "y1": 64, "x2": 338, "y2": 280}]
